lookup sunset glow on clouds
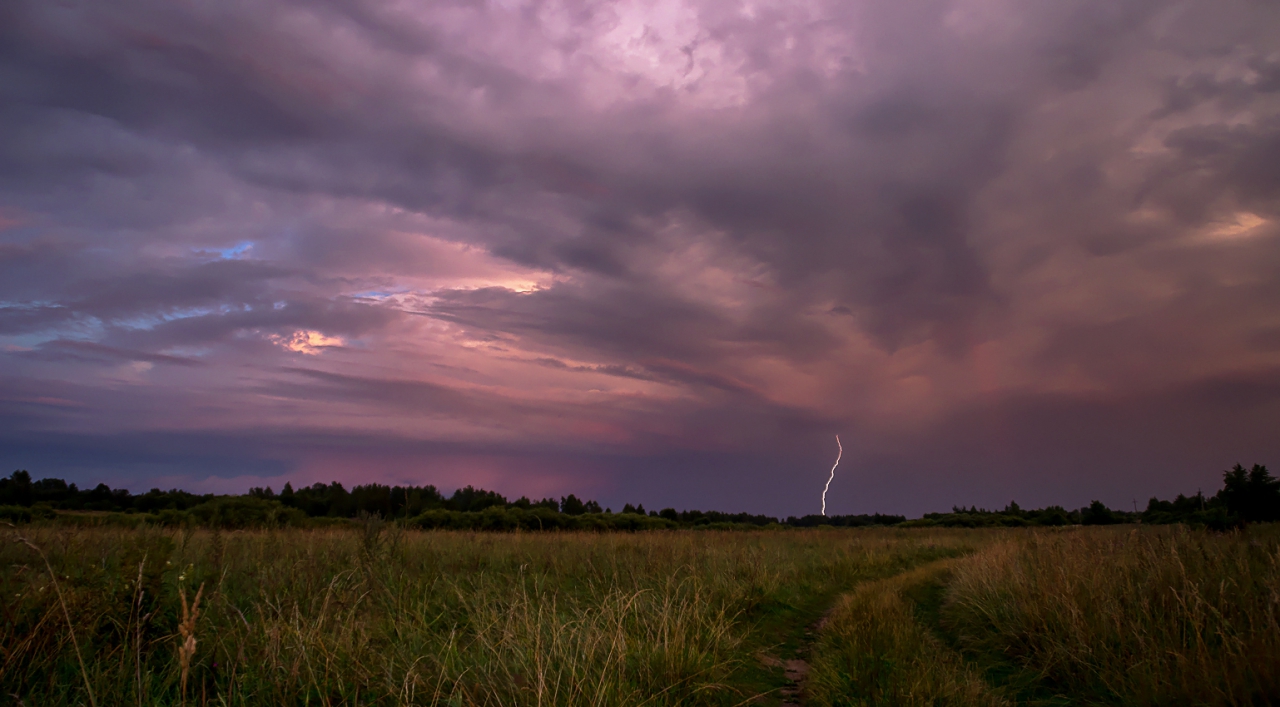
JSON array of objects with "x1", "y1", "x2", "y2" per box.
[{"x1": 2, "y1": 0, "x2": 1279, "y2": 515}]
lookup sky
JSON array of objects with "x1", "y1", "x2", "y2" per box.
[{"x1": 2, "y1": 0, "x2": 1279, "y2": 517}]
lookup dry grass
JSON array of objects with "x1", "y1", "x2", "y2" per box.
[
  {"x1": 943, "y1": 525, "x2": 1280, "y2": 706},
  {"x1": 806, "y1": 559, "x2": 1009, "y2": 707},
  {"x1": 13, "y1": 532, "x2": 98, "y2": 707},
  {"x1": 13, "y1": 524, "x2": 1267, "y2": 706},
  {"x1": 1, "y1": 526, "x2": 971, "y2": 706},
  {"x1": 803, "y1": 526, "x2": 1280, "y2": 707},
  {"x1": 176, "y1": 582, "x2": 203, "y2": 705}
]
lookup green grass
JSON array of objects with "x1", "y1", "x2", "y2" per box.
[
  {"x1": 942, "y1": 525, "x2": 1280, "y2": 706},
  {"x1": 7, "y1": 524, "x2": 1275, "y2": 706},
  {"x1": 805, "y1": 558, "x2": 1009, "y2": 707},
  {"x1": 1, "y1": 525, "x2": 974, "y2": 706},
  {"x1": 807, "y1": 526, "x2": 1280, "y2": 707}
]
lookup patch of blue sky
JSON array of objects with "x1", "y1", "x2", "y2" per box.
[
  {"x1": 162, "y1": 344, "x2": 215, "y2": 358},
  {"x1": 193, "y1": 241, "x2": 254, "y2": 260},
  {"x1": 350, "y1": 289, "x2": 399, "y2": 299},
  {"x1": 114, "y1": 306, "x2": 218, "y2": 331},
  {"x1": 218, "y1": 241, "x2": 254, "y2": 259},
  {"x1": 0, "y1": 299, "x2": 65, "y2": 311}
]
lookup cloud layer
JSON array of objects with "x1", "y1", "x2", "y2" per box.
[{"x1": 3, "y1": 0, "x2": 1279, "y2": 515}]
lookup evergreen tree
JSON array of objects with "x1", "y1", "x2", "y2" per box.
[
  {"x1": 1217, "y1": 464, "x2": 1280, "y2": 522},
  {"x1": 560, "y1": 494, "x2": 587, "y2": 515}
]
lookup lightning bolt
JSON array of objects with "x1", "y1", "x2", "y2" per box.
[{"x1": 822, "y1": 434, "x2": 842, "y2": 516}]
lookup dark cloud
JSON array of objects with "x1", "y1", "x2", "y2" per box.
[
  {"x1": 0, "y1": 303, "x2": 77, "y2": 334},
  {"x1": 1161, "y1": 118, "x2": 1280, "y2": 218},
  {"x1": 26, "y1": 339, "x2": 202, "y2": 367},
  {"x1": 2, "y1": 0, "x2": 1279, "y2": 513},
  {"x1": 844, "y1": 366, "x2": 1280, "y2": 515}
]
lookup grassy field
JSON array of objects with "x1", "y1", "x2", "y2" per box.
[
  {"x1": 806, "y1": 525, "x2": 1280, "y2": 707},
  {"x1": 2, "y1": 524, "x2": 1277, "y2": 706}
]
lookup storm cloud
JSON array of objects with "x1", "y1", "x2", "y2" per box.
[{"x1": 3, "y1": 0, "x2": 1279, "y2": 515}]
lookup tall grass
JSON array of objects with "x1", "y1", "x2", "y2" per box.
[
  {"x1": 806, "y1": 526, "x2": 1280, "y2": 707},
  {"x1": 805, "y1": 558, "x2": 1010, "y2": 707},
  {"x1": 943, "y1": 526, "x2": 1280, "y2": 706},
  {"x1": 1, "y1": 526, "x2": 970, "y2": 705},
  {"x1": 27, "y1": 524, "x2": 1268, "y2": 706}
]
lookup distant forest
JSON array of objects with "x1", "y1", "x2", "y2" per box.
[{"x1": 1, "y1": 463, "x2": 1276, "y2": 530}]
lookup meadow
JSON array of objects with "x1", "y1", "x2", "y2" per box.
[{"x1": 2, "y1": 524, "x2": 1277, "y2": 706}]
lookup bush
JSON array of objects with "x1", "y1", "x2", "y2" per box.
[
  {"x1": 407, "y1": 508, "x2": 678, "y2": 532},
  {"x1": 51, "y1": 511, "x2": 157, "y2": 528},
  {"x1": 0, "y1": 505, "x2": 33, "y2": 524},
  {"x1": 181, "y1": 497, "x2": 308, "y2": 529}
]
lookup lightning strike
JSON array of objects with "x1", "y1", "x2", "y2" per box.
[{"x1": 822, "y1": 434, "x2": 842, "y2": 516}]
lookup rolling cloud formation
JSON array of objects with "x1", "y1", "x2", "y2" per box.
[{"x1": 2, "y1": 0, "x2": 1279, "y2": 515}]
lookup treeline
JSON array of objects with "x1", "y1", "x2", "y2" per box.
[
  {"x1": 902, "y1": 502, "x2": 1127, "y2": 529},
  {"x1": 0, "y1": 471, "x2": 903, "y2": 530},
  {"x1": 906, "y1": 463, "x2": 1279, "y2": 530},
  {"x1": 1, "y1": 463, "x2": 1274, "y2": 530}
]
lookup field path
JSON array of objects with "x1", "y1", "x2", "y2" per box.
[
  {"x1": 780, "y1": 658, "x2": 809, "y2": 706},
  {"x1": 754, "y1": 600, "x2": 837, "y2": 706},
  {"x1": 748, "y1": 550, "x2": 981, "y2": 706}
]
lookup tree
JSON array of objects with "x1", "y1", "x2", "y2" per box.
[
  {"x1": 1037, "y1": 506, "x2": 1070, "y2": 526},
  {"x1": 450, "y1": 485, "x2": 506, "y2": 513},
  {"x1": 0, "y1": 470, "x2": 34, "y2": 505},
  {"x1": 1081, "y1": 500, "x2": 1120, "y2": 525},
  {"x1": 560, "y1": 494, "x2": 586, "y2": 515},
  {"x1": 1217, "y1": 464, "x2": 1280, "y2": 522}
]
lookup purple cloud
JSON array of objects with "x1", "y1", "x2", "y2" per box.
[{"x1": 2, "y1": 0, "x2": 1279, "y2": 515}]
